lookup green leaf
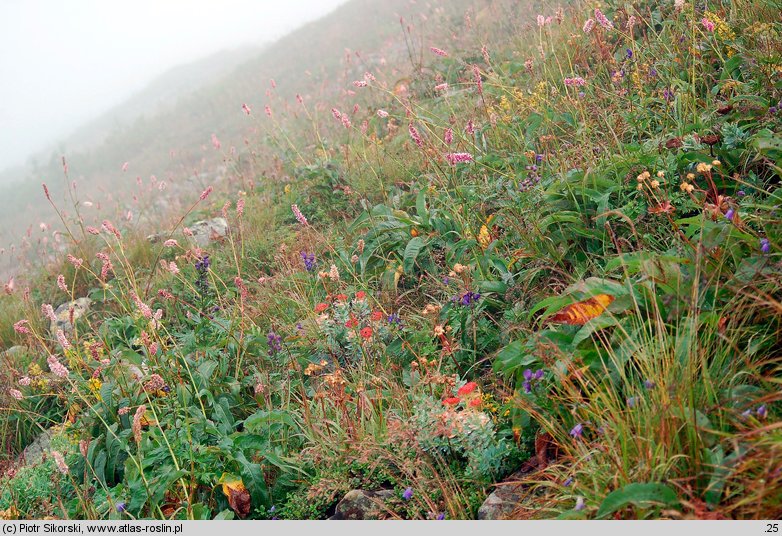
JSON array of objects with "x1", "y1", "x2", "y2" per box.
[
  {"x1": 597, "y1": 483, "x2": 679, "y2": 519},
  {"x1": 235, "y1": 451, "x2": 270, "y2": 508},
  {"x1": 403, "y1": 236, "x2": 426, "y2": 274}
]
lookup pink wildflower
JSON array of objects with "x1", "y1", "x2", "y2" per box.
[
  {"x1": 132, "y1": 405, "x2": 146, "y2": 443},
  {"x1": 13, "y1": 319, "x2": 31, "y2": 335},
  {"x1": 19, "y1": 377, "x2": 31, "y2": 386},
  {"x1": 434, "y1": 82, "x2": 449, "y2": 92},
  {"x1": 364, "y1": 71, "x2": 375, "y2": 82},
  {"x1": 377, "y1": 109, "x2": 389, "y2": 118},
  {"x1": 409, "y1": 123, "x2": 424, "y2": 148},
  {"x1": 237, "y1": 198, "x2": 245, "y2": 217},
  {"x1": 163, "y1": 239, "x2": 178, "y2": 248},
  {"x1": 211, "y1": 133, "x2": 221, "y2": 150},
  {"x1": 341, "y1": 114, "x2": 352, "y2": 129},
  {"x1": 67, "y1": 254, "x2": 83, "y2": 268},
  {"x1": 242, "y1": 103, "x2": 251, "y2": 115},
  {"x1": 291, "y1": 204, "x2": 309, "y2": 226},
  {"x1": 48, "y1": 355, "x2": 69, "y2": 378},
  {"x1": 9, "y1": 389, "x2": 23, "y2": 401},
  {"x1": 473, "y1": 64, "x2": 483, "y2": 94},
  {"x1": 52, "y1": 450, "x2": 69, "y2": 474},
  {"x1": 56, "y1": 329, "x2": 71, "y2": 350},
  {"x1": 331, "y1": 108, "x2": 342, "y2": 120},
  {"x1": 444, "y1": 127, "x2": 453, "y2": 145},
  {"x1": 701, "y1": 18, "x2": 715, "y2": 32},
  {"x1": 594, "y1": 8, "x2": 613, "y2": 29},
  {"x1": 42, "y1": 303, "x2": 56, "y2": 323},
  {"x1": 583, "y1": 18, "x2": 595, "y2": 33},
  {"x1": 445, "y1": 152, "x2": 474, "y2": 165},
  {"x1": 131, "y1": 292, "x2": 153, "y2": 319},
  {"x1": 200, "y1": 186, "x2": 213, "y2": 201},
  {"x1": 86, "y1": 226, "x2": 100, "y2": 235},
  {"x1": 537, "y1": 14, "x2": 545, "y2": 27},
  {"x1": 167, "y1": 262, "x2": 179, "y2": 275},
  {"x1": 57, "y1": 274, "x2": 68, "y2": 293},
  {"x1": 430, "y1": 46, "x2": 448, "y2": 57},
  {"x1": 264, "y1": 105, "x2": 272, "y2": 117},
  {"x1": 122, "y1": 162, "x2": 129, "y2": 172},
  {"x1": 352, "y1": 80, "x2": 367, "y2": 87}
]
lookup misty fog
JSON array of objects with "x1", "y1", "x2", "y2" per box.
[{"x1": 0, "y1": 0, "x2": 347, "y2": 173}]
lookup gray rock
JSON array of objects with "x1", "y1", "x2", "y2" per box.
[
  {"x1": 477, "y1": 469, "x2": 531, "y2": 520},
  {"x1": 330, "y1": 489, "x2": 396, "y2": 520},
  {"x1": 21, "y1": 428, "x2": 55, "y2": 465},
  {"x1": 187, "y1": 218, "x2": 229, "y2": 247},
  {"x1": 50, "y1": 297, "x2": 91, "y2": 334},
  {"x1": 3, "y1": 345, "x2": 28, "y2": 359}
]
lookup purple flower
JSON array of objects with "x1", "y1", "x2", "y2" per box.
[
  {"x1": 267, "y1": 331, "x2": 283, "y2": 355},
  {"x1": 436, "y1": 513, "x2": 446, "y2": 520},
  {"x1": 578, "y1": 91, "x2": 585, "y2": 99},
  {"x1": 116, "y1": 502, "x2": 126, "y2": 513},
  {"x1": 741, "y1": 409, "x2": 752, "y2": 419},
  {"x1": 523, "y1": 369, "x2": 533, "y2": 381},
  {"x1": 570, "y1": 423, "x2": 584, "y2": 438},
  {"x1": 627, "y1": 397, "x2": 637, "y2": 408},
  {"x1": 402, "y1": 487, "x2": 414, "y2": 500},
  {"x1": 195, "y1": 255, "x2": 211, "y2": 272},
  {"x1": 737, "y1": 190, "x2": 746, "y2": 197},
  {"x1": 300, "y1": 251, "x2": 317, "y2": 272},
  {"x1": 626, "y1": 48, "x2": 633, "y2": 59},
  {"x1": 575, "y1": 497, "x2": 585, "y2": 511},
  {"x1": 725, "y1": 209, "x2": 735, "y2": 221},
  {"x1": 770, "y1": 106, "x2": 778, "y2": 115},
  {"x1": 442, "y1": 276, "x2": 450, "y2": 285},
  {"x1": 535, "y1": 154, "x2": 544, "y2": 163},
  {"x1": 644, "y1": 379, "x2": 655, "y2": 389},
  {"x1": 523, "y1": 381, "x2": 532, "y2": 394},
  {"x1": 757, "y1": 405, "x2": 767, "y2": 419},
  {"x1": 387, "y1": 313, "x2": 401, "y2": 325},
  {"x1": 458, "y1": 290, "x2": 481, "y2": 306},
  {"x1": 563, "y1": 477, "x2": 573, "y2": 487},
  {"x1": 648, "y1": 67, "x2": 658, "y2": 78},
  {"x1": 534, "y1": 369, "x2": 544, "y2": 380},
  {"x1": 761, "y1": 238, "x2": 771, "y2": 254}
]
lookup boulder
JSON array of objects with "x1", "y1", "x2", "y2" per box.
[
  {"x1": 187, "y1": 218, "x2": 229, "y2": 247},
  {"x1": 50, "y1": 297, "x2": 91, "y2": 334},
  {"x1": 330, "y1": 489, "x2": 396, "y2": 520},
  {"x1": 21, "y1": 428, "x2": 55, "y2": 465},
  {"x1": 3, "y1": 345, "x2": 28, "y2": 360},
  {"x1": 477, "y1": 469, "x2": 531, "y2": 520}
]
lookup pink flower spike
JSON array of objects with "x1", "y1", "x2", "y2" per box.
[
  {"x1": 200, "y1": 186, "x2": 213, "y2": 201},
  {"x1": 445, "y1": 152, "x2": 474, "y2": 165},
  {"x1": 430, "y1": 46, "x2": 448, "y2": 57},
  {"x1": 377, "y1": 109, "x2": 389, "y2": 118},
  {"x1": 242, "y1": 103, "x2": 251, "y2": 115},
  {"x1": 291, "y1": 204, "x2": 309, "y2": 226}
]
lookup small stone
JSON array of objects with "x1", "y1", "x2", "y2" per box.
[
  {"x1": 187, "y1": 218, "x2": 229, "y2": 247},
  {"x1": 50, "y1": 297, "x2": 91, "y2": 334},
  {"x1": 330, "y1": 489, "x2": 395, "y2": 520}
]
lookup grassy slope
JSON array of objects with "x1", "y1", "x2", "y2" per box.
[{"x1": 1, "y1": 0, "x2": 782, "y2": 521}]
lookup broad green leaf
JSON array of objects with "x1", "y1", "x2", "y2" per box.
[{"x1": 596, "y1": 483, "x2": 679, "y2": 518}]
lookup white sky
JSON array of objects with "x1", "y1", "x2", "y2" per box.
[{"x1": 0, "y1": 0, "x2": 347, "y2": 171}]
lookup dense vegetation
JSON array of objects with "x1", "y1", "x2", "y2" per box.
[{"x1": 1, "y1": 0, "x2": 781, "y2": 520}]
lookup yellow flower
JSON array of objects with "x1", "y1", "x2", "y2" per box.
[
  {"x1": 478, "y1": 225, "x2": 492, "y2": 249},
  {"x1": 284, "y1": 184, "x2": 291, "y2": 194}
]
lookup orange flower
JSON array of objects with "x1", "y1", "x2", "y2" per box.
[
  {"x1": 411, "y1": 228, "x2": 420, "y2": 237},
  {"x1": 371, "y1": 311, "x2": 383, "y2": 321},
  {"x1": 355, "y1": 290, "x2": 366, "y2": 300},
  {"x1": 335, "y1": 293, "x2": 348, "y2": 302},
  {"x1": 468, "y1": 398, "x2": 482, "y2": 408},
  {"x1": 457, "y1": 382, "x2": 478, "y2": 396},
  {"x1": 314, "y1": 302, "x2": 329, "y2": 313},
  {"x1": 360, "y1": 327, "x2": 373, "y2": 339},
  {"x1": 443, "y1": 397, "x2": 461, "y2": 406},
  {"x1": 345, "y1": 317, "x2": 359, "y2": 328}
]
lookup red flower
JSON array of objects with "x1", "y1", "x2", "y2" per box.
[
  {"x1": 371, "y1": 311, "x2": 383, "y2": 321},
  {"x1": 345, "y1": 317, "x2": 359, "y2": 328},
  {"x1": 360, "y1": 327, "x2": 373, "y2": 339},
  {"x1": 355, "y1": 290, "x2": 366, "y2": 300},
  {"x1": 468, "y1": 398, "x2": 482, "y2": 408},
  {"x1": 335, "y1": 294, "x2": 348, "y2": 302},
  {"x1": 314, "y1": 302, "x2": 329, "y2": 313},
  {"x1": 443, "y1": 397, "x2": 461, "y2": 406},
  {"x1": 457, "y1": 382, "x2": 478, "y2": 396}
]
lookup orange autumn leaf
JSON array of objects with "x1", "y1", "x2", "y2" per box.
[
  {"x1": 549, "y1": 294, "x2": 615, "y2": 325},
  {"x1": 220, "y1": 474, "x2": 251, "y2": 519}
]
